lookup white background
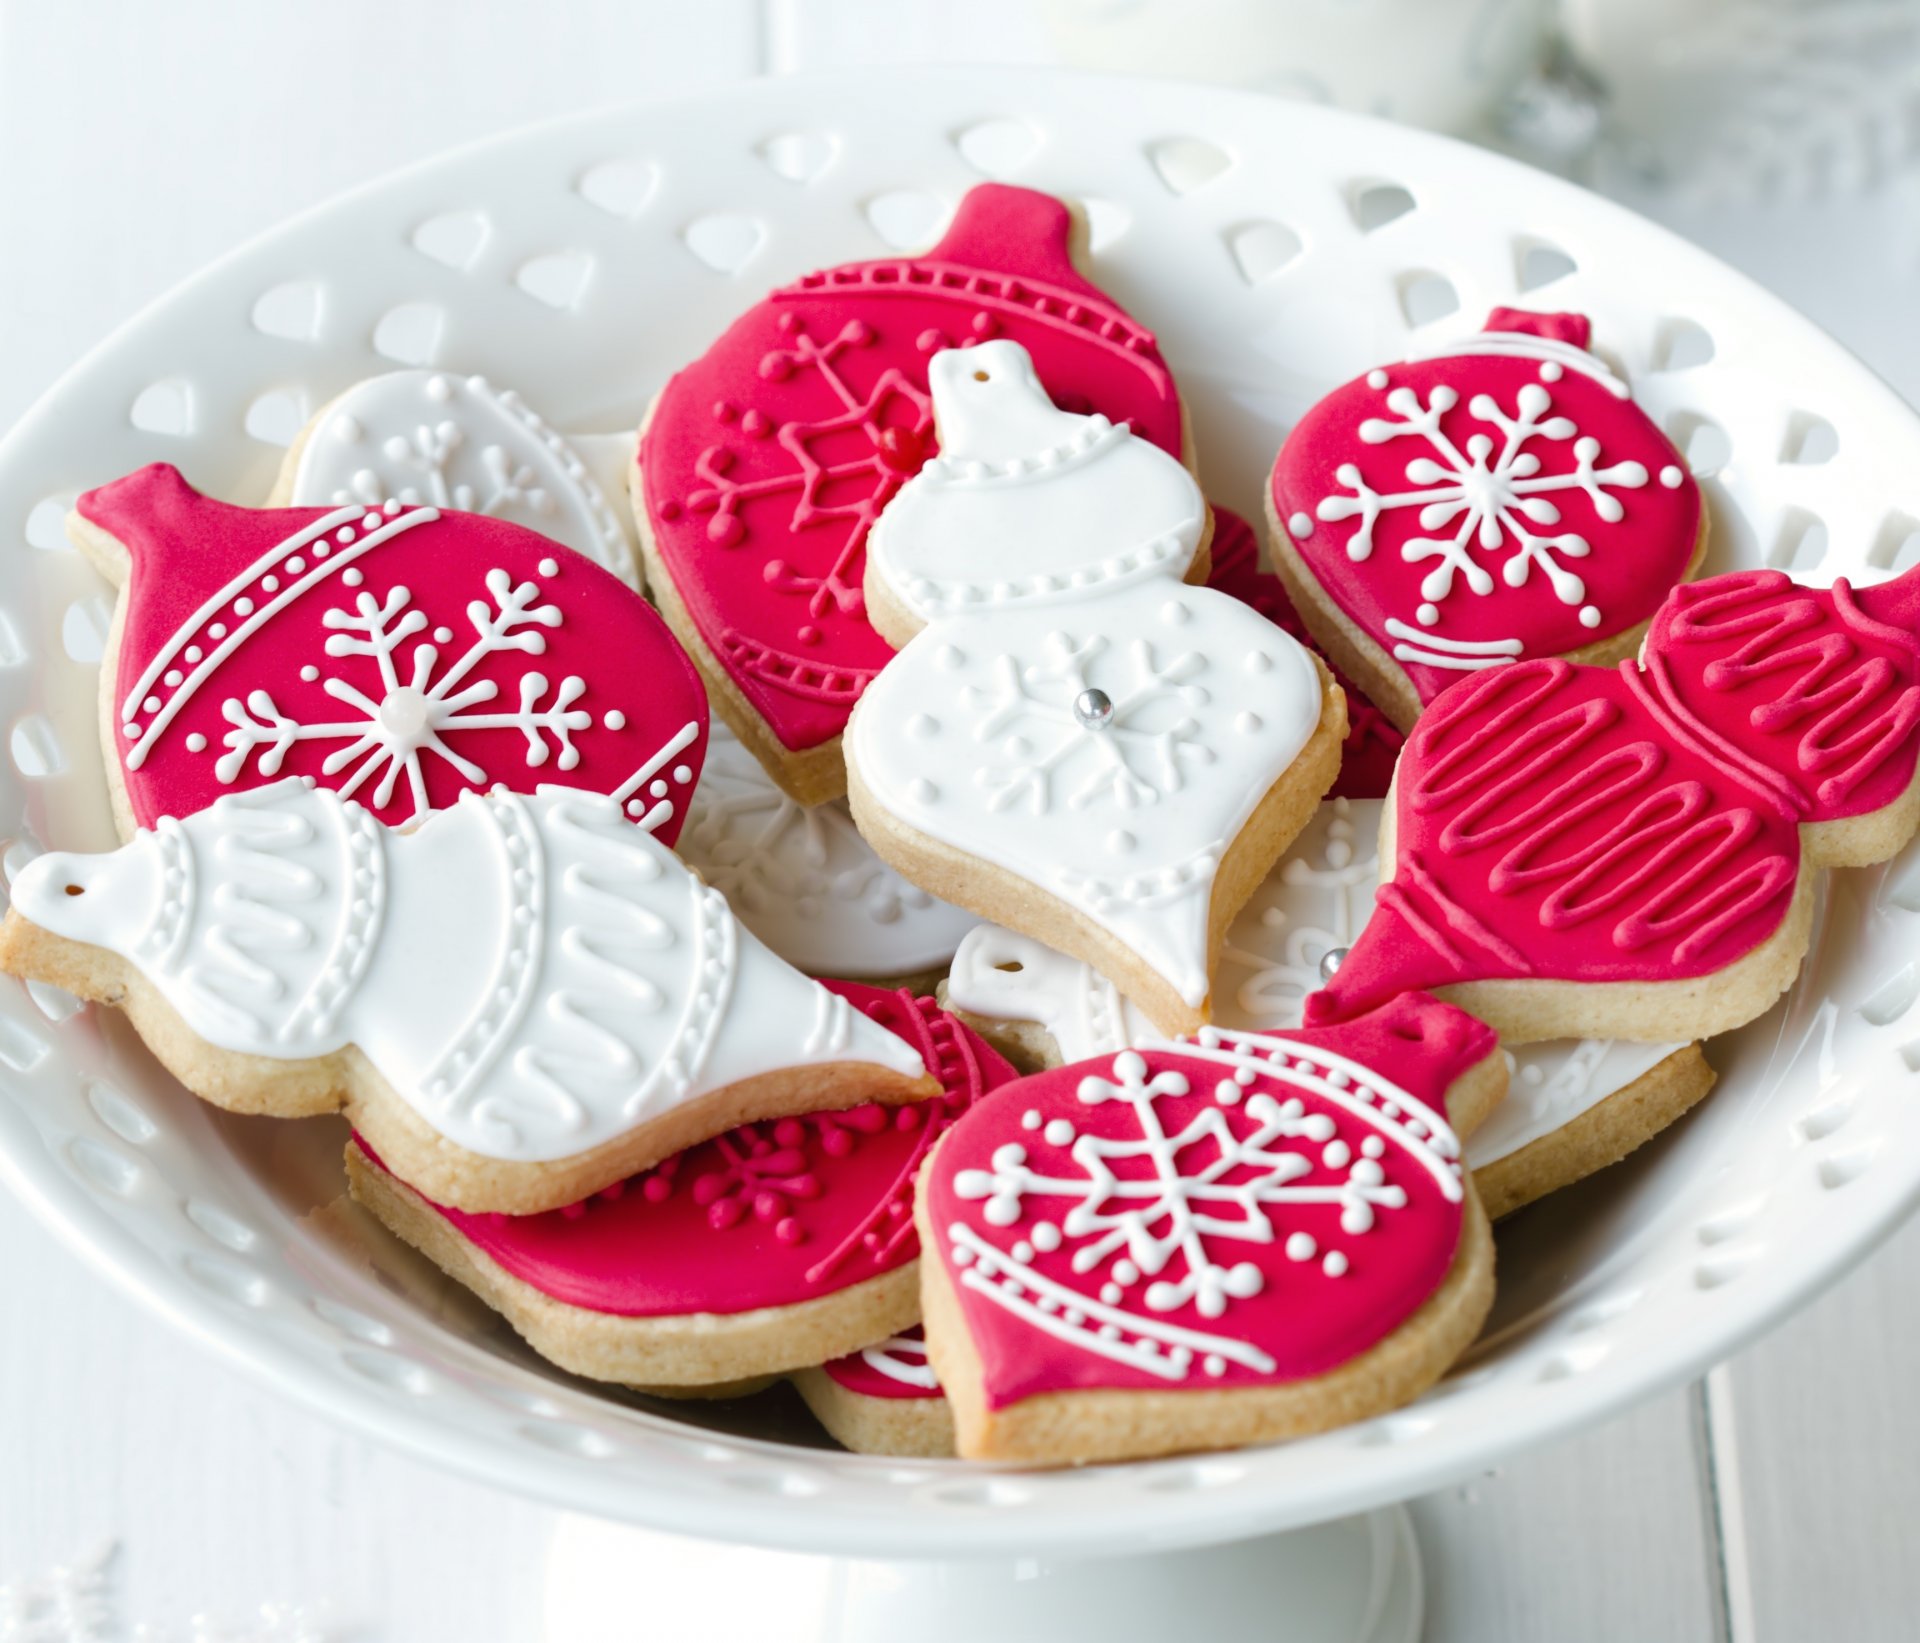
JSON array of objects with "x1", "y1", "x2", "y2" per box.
[{"x1": 2, "y1": 3, "x2": 1917, "y2": 1638}]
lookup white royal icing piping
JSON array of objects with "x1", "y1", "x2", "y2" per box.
[
  {"x1": 858, "y1": 1335, "x2": 940, "y2": 1392},
  {"x1": 289, "y1": 371, "x2": 638, "y2": 587},
  {"x1": 9, "y1": 779, "x2": 925, "y2": 1164},
  {"x1": 678, "y1": 716, "x2": 975, "y2": 977},
  {"x1": 852, "y1": 341, "x2": 1323, "y2": 1010},
  {"x1": 945, "y1": 798, "x2": 1685, "y2": 1167}
]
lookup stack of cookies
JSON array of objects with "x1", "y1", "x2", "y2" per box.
[{"x1": 10, "y1": 183, "x2": 1915, "y2": 1468}]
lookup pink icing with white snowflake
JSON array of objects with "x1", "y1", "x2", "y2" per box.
[
  {"x1": 1270, "y1": 309, "x2": 1701, "y2": 709},
  {"x1": 361, "y1": 984, "x2": 1016, "y2": 1316},
  {"x1": 637, "y1": 183, "x2": 1184, "y2": 754},
  {"x1": 82, "y1": 465, "x2": 708, "y2": 838},
  {"x1": 822, "y1": 1326, "x2": 943, "y2": 1401},
  {"x1": 926, "y1": 994, "x2": 1488, "y2": 1407}
]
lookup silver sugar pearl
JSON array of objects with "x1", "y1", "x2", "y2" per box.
[
  {"x1": 1074, "y1": 687, "x2": 1114, "y2": 730},
  {"x1": 1319, "y1": 947, "x2": 1349, "y2": 982}
]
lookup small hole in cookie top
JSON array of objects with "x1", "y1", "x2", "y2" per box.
[
  {"x1": 973, "y1": 369, "x2": 991, "y2": 382},
  {"x1": 63, "y1": 884, "x2": 82, "y2": 897},
  {"x1": 993, "y1": 960, "x2": 1025, "y2": 974}
]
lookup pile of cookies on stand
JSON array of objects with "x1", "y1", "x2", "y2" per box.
[{"x1": 12, "y1": 183, "x2": 1920, "y2": 1466}]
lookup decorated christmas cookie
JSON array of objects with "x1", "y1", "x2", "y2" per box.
[
  {"x1": 848, "y1": 340, "x2": 1344, "y2": 1038},
  {"x1": 945, "y1": 798, "x2": 1716, "y2": 1216},
  {"x1": 270, "y1": 369, "x2": 638, "y2": 587},
  {"x1": 1305, "y1": 562, "x2": 1920, "y2": 1044},
  {"x1": 1207, "y1": 507, "x2": 1402, "y2": 800},
  {"x1": 0, "y1": 781, "x2": 932, "y2": 1215},
  {"x1": 634, "y1": 182, "x2": 1190, "y2": 804},
  {"x1": 678, "y1": 717, "x2": 975, "y2": 982},
  {"x1": 1268, "y1": 309, "x2": 1705, "y2": 731},
  {"x1": 792, "y1": 1327, "x2": 954, "y2": 1458},
  {"x1": 344, "y1": 987, "x2": 1014, "y2": 1386},
  {"x1": 917, "y1": 994, "x2": 1502, "y2": 1464},
  {"x1": 68, "y1": 465, "x2": 703, "y2": 840}
]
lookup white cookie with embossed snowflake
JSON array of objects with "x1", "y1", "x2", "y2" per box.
[
  {"x1": 1266, "y1": 308, "x2": 1705, "y2": 731},
  {"x1": 270, "y1": 369, "x2": 640, "y2": 587},
  {"x1": 944, "y1": 797, "x2": 1717, "y2": 1217},
  {"x1": 847, "y1": 341, "x2": 1344, "y2": 1038}
]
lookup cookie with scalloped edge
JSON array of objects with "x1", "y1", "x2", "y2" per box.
[
  {"x1": 916, "y1": 993, "x2": 1501, "y2": 1465},
  {"x1": 0, "y1": 780, "x2": 932, "y2": 1216},
  {"x1": 342, "y1": 986, "x2": 1015, "y2": 1386},
  {"x1": 1266, "y1": 308, "x2": 1705, "y2": 733},
  {"x1": 632, "y1": 181, "x2": 1202, "y2": 805}
]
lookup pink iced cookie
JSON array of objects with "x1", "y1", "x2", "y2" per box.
[
  {"x1": 918, "y1": 993, "x2": 1502, "y2": 1464},
  {"x1": 1268, "y1": 309, "x2": 1704, "y2": 731},
  {"x1": 347, "y1": 984, "x2": 1019, "y2": 1387},
  {"x1": 71, "y1": 464, "x2": 707, "y2": 840},
  {"x1": 1305, "y1": 562, "x2": 1920, "y2": 1044},
  {"x1": 635, "y1": 182, "x2": 1186, "y2": 803},
  {"x1": 792, "y1": 1326, "x2": 954, "y2": 1457}
]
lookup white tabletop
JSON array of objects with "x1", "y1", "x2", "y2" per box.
[{"x1": 1, "y1": 4, "x2": 1914, "y2": 1637}]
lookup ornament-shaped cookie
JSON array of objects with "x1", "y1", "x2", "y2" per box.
[
  {"x1": 70, "y1": 465, "x2": 704, "y2": 840},
  {"x1": 0, "y1": 780, "x2": 931, "y2": 1214},
  {"x1": 635, "y1": 183, "x2": 1189, "y2": 803},
  {"x1": 1208, "y1": 507, "x2": 1403, "y2": 800},
  {"x1": 847, "y1": 340, "x2": 1343, "y2": 1037},
  {"x1": 944, "y1": 798, "x2": 1714, "y2": 1219},
  {"x1": 1268, "y1": 309, "x2": 1704, "y2": 730},
  {"x1": 1305, "y1": 563, "x2": 1920, "y2": 1044},
  {"x1": 793, "y1": 1327, "x2": 953, "y2": 1458},
  {"x1": 917, "y1": 994, "x2": 1502, "y2": 1464},
  {"x1": 271, "y1": 369, "x2": 638, "y2": 587},
  {"x1": 345, "y1": 986, "x2": 1012, "y2": 1386}
]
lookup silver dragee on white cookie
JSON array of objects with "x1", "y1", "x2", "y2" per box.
[
  {"x1": 945, "y1": 798, "x2": 1685, "y2": 1169},
  {"x1": 7, "y1": 778, "x2": 925, "y2": 1163},
  {"x1": 849, "y1": 340, "x2": 1325, "y2": 1014}
]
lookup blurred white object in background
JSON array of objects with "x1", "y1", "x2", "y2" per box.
[
  {"x1": 1040, "y1": 0, "x2": 1552, "y2": 135},
  {"x1": 1566, "y1": 0, "x2": 1920, "y2": 198}
]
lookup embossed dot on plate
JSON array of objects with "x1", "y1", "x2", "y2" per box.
[
  {"x1": 411, "y1": 208, "x2": 491, "y2": 270},
  {"x1": 1858, "y1": 963, "x2": 1918, "y2": 1026},
  {"x1": 371, "y1": 302, "x2": 445, "y2": 366},
  {"x1": 514, "y1": 249, "x2": 595, "y2": 310},
  {"x1": 1566, "y1": 1288, "x2": 1642, "y2": 1333},
  {"x1": 1869, "y1": 510, "x2": 1920, "y2": 574},
  {"x1": 1666, "y1": 411, "x2": 1731, "y2": 479},
  {"x1": 576, "y1": 157, "x2": 658, "y2": 218},
  {"x1": 342, "y1": 1348, "x2": 436, "y2": 1394},
  {"x1": 129, "y1": 379, "x2": 195, "y2": 436},
  {"x1": 87, "y1": 1080, "x2": 156, "y2": 1145},
  {"x1": 1766, "y1": 508, "x2": 1827, "y2": 572},
  {"x1": 1350, "y1": 179, "x2": 1416, "y2": 232},
  {"x1": 1818, "y1": 1144, "x2": 1878, "y2": 1190},
  {"x1": 1354, "y1": 1413, "x2": 1436, "y2": 1446},
  {"x1": 182, "y1": 1253, "x2": 270, "y2": 1309},
  {"x1": 519, "y1": 1421, "x2": 616, "y2": 1459},
  {"x1": 8, "y1": 715, "x2": 62, "y2": 780},
  {"x1": 249, "y1": 280, "x2": 324, "y2": 342},
  {"x1": 758, "y1": 132, "x2": 837, "y2": 185},
  {"x1": 0, "y1": 609, "x2": 26, "y2": 669},
  {"x1": 1516, "y1": 239, "x2": 1577, "y2": 292},
  {"x1": 186, "y1": 1197, "x2": 258, "y2": 1252},
  {"x1": 25, "y1": 495, "x2": 75, "y2": 552},
  {"x1": 1142, "y1": 1457, "x2": 1246, "y2": 1491},
  {"x1": 931, "y1": 1477, "x2": 1034, "y2": 1507},
  {"x1": 682, "y1": 213, "x2": 765, "y2": 274},
  {"x1": 724, "y1": 1470, "x2": 821, "y2": 1498},
  {"x1": 26, "y1": 981, "x2": 81, "y2": 1024},
  {"x1": 1798, "y1": 1096, "x2": 1854, "y2": 1141},
  {"x1": 62, "y1": 596, "x2": 112, "y2": 665},
  {"x1": 1693, "y1": 1247, "x2": 1763, "y2": 1290},
  {"x1": 1147, "y1": 135, "x2": 1232, "y2": 196},
  {"x1": 1397, "y1": 270, "x2": 1460, "y2": 328},
  {"x1": 1780, "y1": 410, "x2": 1838, "y2": 465},
  {"x1": 956, "y1": 117, "x2": 1042, "y2": 177},
  {"x1": 243, "y1": 388, "x2": 307, "y2": 448},
  {"x1": 864, "y1": 190, "x2": 951, "y2": 250},
  {"x1": 66, "y1": 1137, "x2": 139, "y2": 1198},
  {"x1": 311, "y1": 1296, "x2": 394, "y2": 1346},
  {"x1": 0, "y1": 1015, "x2": 48, "y2": 1075},
  {"x1": 1536, "y1": 1343, "x2": 1609, "y2": 1381},
  {"x1": 1079, "y1": 196, "x2": 1130, "y2": 253},
  {"x1": 1227, "y1": 219, "x2": 1304, "y2": 284},
  {"x1": 1651, "y1": 317, "x2": 1715, "y2": 372}
]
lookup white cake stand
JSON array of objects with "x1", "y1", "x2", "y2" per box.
[{"x1": 1, "y1": 70, "x2": 1917, "y2": 1641}]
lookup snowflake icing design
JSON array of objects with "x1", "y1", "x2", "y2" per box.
[
  {"x1": 964, "y1": 630, "x2": 1213, "y2": 814},
  {"x1": 334, "y1": 417, "x2": 555, "y2": 521},
  {"x1": 1315, "y1": 379, "x2": 1649, "y2": 625},
  {"x1": 215, "y1": 566, "x2": 588, "y2": 822},
  {"x1": 688, "y1": 319, "x2": 932, "y2": 622},
  {"x1": 955, "y1": 1050, "x2": 1407, "y2": 1322}
]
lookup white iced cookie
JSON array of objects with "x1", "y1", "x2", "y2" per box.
[
  {"x1": 847, "y1": 340, "x2": 1343, "y2": 1036},
  {"x1": 0, "y1": 779, "x2": 929, "y2": 1214},
  {"x1": 945, "y1": 797, "x2": 1712, "y2": 1215},
  {"x1": 677, "y1": 717, "x2": 975, "y2": 980},
  {"x1": 275, "y1": 370, "x2": 638, "y2": 587}
]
